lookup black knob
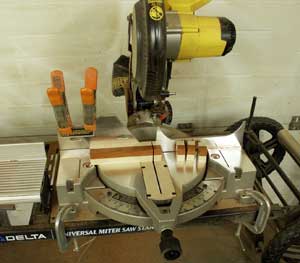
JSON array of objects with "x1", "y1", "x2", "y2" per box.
[{"x1": 159, "y1": 230, "x2": 182, "y2": 261}]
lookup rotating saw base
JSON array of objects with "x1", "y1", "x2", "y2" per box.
[{"x1": 85, "y1": 176, "x2": 224, "y2": 228}]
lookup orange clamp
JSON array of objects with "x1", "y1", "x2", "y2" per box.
[
  {"x1": 81, "y1": 88, "x2": 95, "y2": 105},
  {"x1": 47, "y1": 87, "x2": 64, "y2": 106},
  {"x1": 58, "y1": 127, "x2": 73, "y2": 137},
  {"x1": 47, "y1": 67, "x2": 98, "y2": 136},
  {"x1": 51, "y1": 70, "x2": 66, "y2": 91},
  {"x1": 48, "y1": 70, "x2": 73, "y2": 136},
  {"x1": 85, "y1": 67, "x2": 98, "y2": 91},
  {"x1": 84, "y1": 124, "x2": 96, "y2": 132}
]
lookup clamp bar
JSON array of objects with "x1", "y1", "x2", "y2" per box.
[
  {"x1": 47, "y1": 71, "x2": 73, "y2": 136},
  {"x1": 81, "y1": 67, "x2": 98, "y2": 132},
  {"x1": 239, "y1": 190, "x2": 271, "y2": 234},
  {"x1": 55, "y1": 205, "x2": 77, "y2": 252}
]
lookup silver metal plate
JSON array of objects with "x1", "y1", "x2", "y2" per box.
[{"x1": 0, "y1": 143, "x2": 46, "y2": 204}]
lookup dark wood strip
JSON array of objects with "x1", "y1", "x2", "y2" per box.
[
  {"x1": 153, "y1": 145, "x2": 163, "y2": 156},
  {"x1": 91, "y1": 146, "x2": 153, "y2": 159},
  {"x1": 199, "y1": 146, "x2": 208, "y2": 157},
  {"x1": 176, "y1": 145, "x2": 186, "y2": 156}
]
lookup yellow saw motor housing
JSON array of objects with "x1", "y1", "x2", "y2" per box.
[
  {"x1": 165, "y1": 0, "x2": 236, "y2": 60},
  {"x1": 165, "y1": 0, "x2": 212, "y2": 12},
  {"x1": 178, "y1": 15, "x2": 228, "y2": 59}
]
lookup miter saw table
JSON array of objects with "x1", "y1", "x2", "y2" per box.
[
  {"x1": 0, "y1": 117, "x2": 299, "y2": 263},
  {"x1": 0, "y1": 118, "x2": 263, "y2": 237}
]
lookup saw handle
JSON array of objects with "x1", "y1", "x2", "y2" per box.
[
  {"x1": 81, "y1": 67, "x2": 98, "y2": 132},
  {"x1": 47, "y1": 70, "x2": 73, "y2": 136}
]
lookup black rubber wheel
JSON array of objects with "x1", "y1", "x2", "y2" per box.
[
  {"x1": 262, "y1": 219, "x2": 300, "y2": 263},
  {"x1": 226, "y1": 117, "x2": 286, "y2": 175}
]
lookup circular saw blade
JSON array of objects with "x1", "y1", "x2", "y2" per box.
[{"x1": 131, "y1": 0, "x2": 167, "y2": 102}]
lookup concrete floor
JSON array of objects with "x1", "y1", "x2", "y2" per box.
[{"x1": 0, "y1": 223, "x2": 260, "y2": 263}]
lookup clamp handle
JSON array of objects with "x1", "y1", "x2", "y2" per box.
[{"x1": 81, "y1": 67, "x2": 98, "y2": 132}]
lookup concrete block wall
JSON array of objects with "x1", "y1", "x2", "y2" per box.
[{"x1": 0, "y1": 0, "x2": 299, "y2": 137}]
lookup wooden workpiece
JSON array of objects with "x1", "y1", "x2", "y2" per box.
[
  {"x1": 175, "y1": 140, "x2": 208, "y2": 175},
  {"x1": 152, "y1": 141, "x2": 163, "y2": 162},
  {"x1": 176, "y1": 140, "x2": 186, "y2": 162},
  {"x1": 90, "y1": 137, "x2": 155, "y2": 165},
  {"x1": 90, "y1": 135, "x2": 167, "y2": 165},
  {"x1": 186, "y1": 140, "x2": 198, "y2": 174}
]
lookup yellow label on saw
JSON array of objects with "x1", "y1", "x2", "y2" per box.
[{"x1": 149, "y1": 5, "x2": 164, "y2": 21}]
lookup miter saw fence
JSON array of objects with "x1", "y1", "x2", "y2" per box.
[{"x1": 112, "y1": 0, "x2": 236, "y2": 127}]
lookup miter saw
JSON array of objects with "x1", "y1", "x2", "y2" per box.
[
  {"x1": 113, "y1": 0, "x2": 236, "y2": 132},
  {"x1": 48, "y1": 0, "x2": 270, "y2": 261},
  {"x1": 2, "y1": 1, "x2": 300, "y2": 262}
]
